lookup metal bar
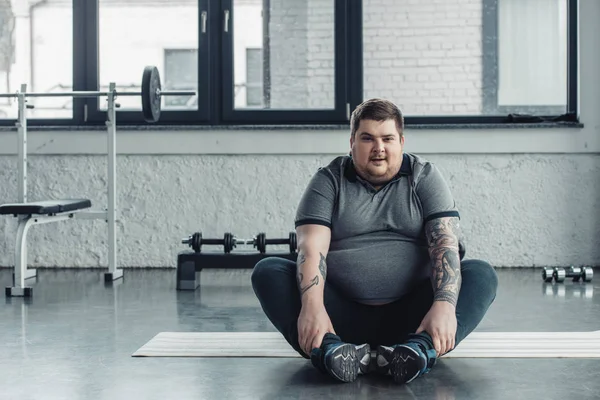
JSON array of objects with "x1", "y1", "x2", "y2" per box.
[
  {"x1": 71, "y1": 211, "x2": 109, "y2": 220},
  {"x1": 0, "y1": 90, "x2": 195, "y2": 98},
  {"x1": 159, "y1": 90, "x2": 197, "y2": 96},
  {"x1": 0, "y1": 92, "x2": 115, "y2": 98},
  {"x1": 106, "y1": 82, "x2": 120, "y2": 280},
  {"x1": 13, "y1": 214, "x2": 73, "y2": 293},
  {"x1": 14, "y1": 219, "x2": 27, "y2": 291},
  {"x1": 17, "y1": 84, "x2": 27, "y2": 204}
]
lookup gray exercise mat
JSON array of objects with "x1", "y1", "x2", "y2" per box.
[{"x1": 132, "y1": 331, "x2": 600, "y2": 358}]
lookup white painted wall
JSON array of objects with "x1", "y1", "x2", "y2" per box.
[{"x1": 0, "y1": 0, "x2": 598, "y2": 270}]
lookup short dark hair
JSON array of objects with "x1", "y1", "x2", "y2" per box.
[{"x1": 350, "y1": 98, "x2": 404, "y2": 139}]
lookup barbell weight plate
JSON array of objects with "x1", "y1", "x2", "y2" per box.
[
  {"x1": 142, "y1": 66, "x2": 161, "y2": 123},
  {"x1": 584, "y1": 267, "x2": 593, "y2": 282},
  {"x1": 542, "y1": 267, "x2": 554, "y2": 282}
]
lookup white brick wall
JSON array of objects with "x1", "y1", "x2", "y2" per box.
[
  {"x1": 268, "y1": 0, "x2": 309, "y2": 108},
  {"x1": 306, "y1": 0, "x2": 334, "y2": 109},
  {"x1": 267, "y1": 0, "x2": 483, "y2": 114},
  {"x1": 268, "y1": 0, "x2": 335, "y2": 109},
  {"x1": 362, "y1": 0, "x2": 483, "y2": 115}
]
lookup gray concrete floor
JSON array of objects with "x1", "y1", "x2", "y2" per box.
[{"x1": 0, "y1": 266, "x2": 599, "y2": 400}]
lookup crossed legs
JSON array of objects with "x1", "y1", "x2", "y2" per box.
[{"x1": 251, "y1": 257, "x2": 498, "y2": 382}]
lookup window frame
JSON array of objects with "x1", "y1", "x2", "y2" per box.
[
  {"x1": 481, "y1": 0, "x2": 578, "y2": 118},
  {"x1": 219, "y1": 0, "x2": 351, "y2": 124},
  {"x1": 0, "y1": 0, "x2": 579, "y2": 128},
  {"x1": 83, "y1": 0, "x2": 212, "y2": 126}
]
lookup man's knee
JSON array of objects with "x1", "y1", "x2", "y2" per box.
[
  {"x1": 462, "y1": 259, "x2": 498, "y2": 297},
  {"x1": 251, "y1": 257, "x2": 294, "y2": 292}
]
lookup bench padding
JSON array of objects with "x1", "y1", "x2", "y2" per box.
[{"x1": 0, "y1": 199, "x2": 92, "y2": 215}]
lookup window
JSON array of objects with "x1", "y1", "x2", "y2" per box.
[
  {"x1": 363, "y1": 0, "x2": 485, "y2": 116},
  {"x1": 0, "y1": 0, "x2": 73, "y2": 121},
  {"x1": 222, "y1": 0, "x2": 348, "y2": 123},
  {"x1": 245, "y1": 48, "x2": 263, "y2": 107},
  {"x1": 164, "y1": 49, "x2": 198, "y2": 108},
  {"x1": 85, "y1": 0, "x2": 207, "y2": 124},
  {"x1": 363, "y1": 0, "x2": 574, "y2": 119},
  {"x1": 0, "y1": 0, "x2": 579, "y2": 127},
  {"x1": 483, "y1": 0, "x2": 568, "y2": 115}
]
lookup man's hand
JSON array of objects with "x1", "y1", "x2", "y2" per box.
[
  {"x1": 297, "y1": 301, "x2": 336, "y2": 356},
  {"x1": 416, "y1": 301, "x2": 457, "y2": 356}
]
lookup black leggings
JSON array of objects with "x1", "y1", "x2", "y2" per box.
[{"x1": 251, "y1": 257, "x2": 498, "y2": 358}]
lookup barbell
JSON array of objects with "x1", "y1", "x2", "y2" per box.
[{"x1": 0, "y1": 66, "x2": 195, "y2": 122}]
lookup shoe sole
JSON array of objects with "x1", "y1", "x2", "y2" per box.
[
  {"x1": 324, "y1": 343, "x2": 359, "y2": 383},
  {"x1": 390, "y1": 346, "x2": 425, "y2": 384}
]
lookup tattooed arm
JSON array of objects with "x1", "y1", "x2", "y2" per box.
[
  {"x1": 295, "y1": 224, "x2": 330, "y2": 305},
  {"x1": 415, "y1": 216, "x2": 462, "y2": 356},
  {"x1": 424, "y1": 216, "x2": 462, "y2": 306},
  {"x1": 295, "y1": 224, "x2": 335, "y2": 356}
]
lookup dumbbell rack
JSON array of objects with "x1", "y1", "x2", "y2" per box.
[
  {"x1": 176, "y1": 232, "x2": 298, "y2": 291},
  {"x1": 176, "y1": 250, "x2": 297, "y2": 291}
]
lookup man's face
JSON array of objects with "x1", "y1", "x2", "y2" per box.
[{"x1": 350, "y1": 118, "x2": 405, "y2": 188}]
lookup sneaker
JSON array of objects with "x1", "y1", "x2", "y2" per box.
[
  {"x1": 355, "y1": 343, "x2": 372, "y2": 375},
  {"x1": 311, "y1": 340, "x2": 371, "y2": 382},
  {"x1": 376, "y1": 342, "x2": 435, "y2": 384}
]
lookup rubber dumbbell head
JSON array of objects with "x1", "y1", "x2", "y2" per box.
[
  {"x1": 289, "y1": 231, "x2": 297, "y2": 253},
  {"x1": 223, "y1": 232, "x2": 235, "y2": 253},
  {"x1": 542, "y1": 267, "x2": 554, "y2": 282},
  {"x1": 254, "y1": 233, "x2": 267, "y2": 254},
  {"x1": 181, "y1": 232, "x2": 203, "y2": 252},
  {"x1": 553, "y1": 267, "x2": 566, "y2": 283}
]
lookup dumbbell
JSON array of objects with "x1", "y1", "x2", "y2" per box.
[
  {"x1": 182, "y1": 232, "x2": 245, "y2": 253},
  {"x1": 542, "y1": 266, "x2": 593, "y2": 283},
  {"x1": 254, "y1": 232, "x2": 298, "y2": 254}
]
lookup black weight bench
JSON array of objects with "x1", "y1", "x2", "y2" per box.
[
  {"x1": 1, "y1": 199, "x2": 94, "y2": 297},
  {"x1": 0, "y1": 199, "x2": 92, "y2": 216}
]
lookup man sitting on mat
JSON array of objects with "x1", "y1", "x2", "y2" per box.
[{"x1": 251, "y1": 98, "x2": 498, "y2": 384}]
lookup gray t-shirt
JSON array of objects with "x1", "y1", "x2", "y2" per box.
[{"x1": 295, "y1": 152, "x2": 459, "y2": 305}]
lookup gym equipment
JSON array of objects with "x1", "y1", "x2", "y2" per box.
[
  {"x1": 254, "y1": 232, "x2": 297, "y2": 254},
  {"x1": 182, "y1": 231, "x2": 298, "y2": 254},
  {"x1": 542, "y1": 267, "x2": 554, "y2": 282},
  {"x1": 0, "y1": 66, "x2": 192, "y2": 122},
  {"x1": 182, "y1": 232, "x2": 250, "y2": 254},
  {"x1": 176, "y1": 251, "x2": 297, "y2": 291},
  {"x1": 177, "y1": 231, "x2": 298, "y2": 290},
  {"x1": 542, "y1": 266, "x2": 594, "y2": 283},
  {"x1": 0, "y1": 67, "x2": 196, "y2": 297}
]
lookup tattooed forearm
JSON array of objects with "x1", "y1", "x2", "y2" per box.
[
  {"x1": 297, "y1": 273, "x2": 320, "y2": 295},
  {"x1": 296, "y1": 250, "x2": 327, "y2": 297},
  {"x1": 425, "y1": 217, "x2": 462, "y2": 307},
  {"x1": 318, "y1": 253, "x2": 327, "y2": 280}
]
